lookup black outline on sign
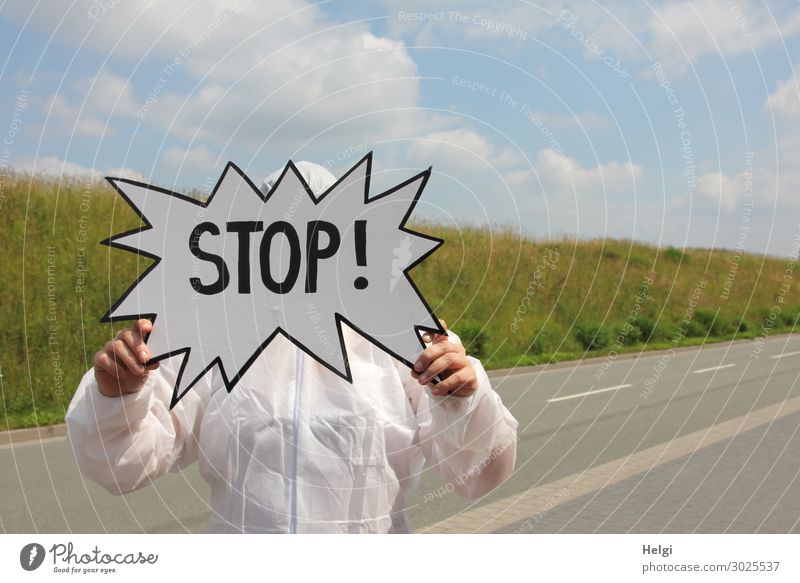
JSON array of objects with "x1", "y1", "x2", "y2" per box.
[{"x1": 101, "y1": 152, "x2": 446, "y2": 408}]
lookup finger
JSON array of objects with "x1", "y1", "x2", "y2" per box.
[
  {"x1": 135, "y1": 319, "x2": 153, "y2": 341},
  {"x1": 417, "y1": 352, "x2": 463, "y2": 384},
  {"x1": 414, "y1": 340, "x2": 459, "y2": 373},
  {"x1": 421, "y1": 319, "x2": 449, "y2": 344},
  {"x1": 117, "y1": 327, "x2": 150, "y2": 364},
  {"x1": 95, "y1": 351, "x2": 130, "y2": 380},
  {"x1": 110, "y1": 339, "x2": 146, "y2": 375},
  {"x1": 412, "y1": 367, "x2": 442, "y2": 386},
  {"x1": 431, "y1": 332, "x2": 449, "y2": 344},
  {"x1": 136, "y1": 320, "x2": 154, "y2": 364},
  {"x1": 431, "y1": 370, "x2": 472, "y2": 396},
  {"x1": 431, "y1": 319, "x2": 449, "y2": 343}
]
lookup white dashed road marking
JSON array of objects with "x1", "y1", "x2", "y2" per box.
[
  {"x1": 693, "y1": 364, "x2": 736, "y2": 374},
  {"x1": 546, "y1": 384, "x2": 633, "y2": 404},
  {"x1": 421, "y1": 395, "x2": 800, "y2": 533},
  {"x1": 770, "y1": 351, "x2": 800, "y2": 359}
]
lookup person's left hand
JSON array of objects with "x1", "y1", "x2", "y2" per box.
[{"x1": 412, "y1": 320, "x2": 479, "y2": 397}]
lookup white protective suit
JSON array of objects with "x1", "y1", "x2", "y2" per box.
[{"x1": 65, "y1": 162, "x2": 518, "y2": 533}]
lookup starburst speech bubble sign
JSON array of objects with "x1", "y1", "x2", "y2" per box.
[{"x1": 103, "y1": 153, "x2": 445, "y2": 407}]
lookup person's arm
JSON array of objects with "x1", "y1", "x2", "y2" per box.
[
  {"x1": 395, "y1": 325, "x2": 518, "y2": 500},
  {"x1": 65, "y1": 320, "x2": 213, "y2": 495}
]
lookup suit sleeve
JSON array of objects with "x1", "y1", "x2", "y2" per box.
[
  {"x1": 395, "y1": 332, "x2": 518, "y2": 499},
  {"x1": 64, "y1": 357, "x2": 215, "y2": 495}
]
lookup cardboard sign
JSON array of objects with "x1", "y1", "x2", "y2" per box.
[{"x1": 102, "y1": 153, "x2": 445, "y2": 407}]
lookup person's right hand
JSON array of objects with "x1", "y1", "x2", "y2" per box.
[{"x1": 93, "y1": 319, "x2": 160, "y2": 397}]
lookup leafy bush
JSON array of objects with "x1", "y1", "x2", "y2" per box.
[
  {"x1": 664, "y1": 246, "x2": 687, "y2": 263},
  {"x1": 652, "y1": 323, "x2": 680, "y2": 342},
  {"x1": 573, "y1": 321, "x2": 611, "y2": 350},
  {"x1": 685, "y1": 320, "x2": 707, "y2": 338},
  {"x1": 694, "y1": 308, "x2": 735, "y2": 336},
  {"x1": 716, "y1": 319, "x2": 737, "y2": 335},
  {"x1": 455, "y1": 320, "x2": 489, "y2": 358},
  {"x1": 693, "y1": 308, "x2": 716, "y2": 330},
  {"x1": 780, "y1": 307, "x2": 800, "y2": 328},
  {"x1": 527, "y1": 328, "x2": 559, "y2": 355},
  {"x1": 613, "y1": 321, "x2": 643, "y2": 346},
  {"x1": 632, "y1": 316, "x2": 657, "y2": 342}
]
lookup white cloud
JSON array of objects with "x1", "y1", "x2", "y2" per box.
[
  {"x1": 16, "y1": 156, "x2": 144, "y2": 181},
  {"x1": 697, "y1": 171, "x2": 748, "y2": 213},
  {"x1": 647, "y1": 0, "x2": 800, "y2": 70},
  {"x1": 753, "y1": 66, "x2": 800, "y2": 210},
  {"x1": 530, "y1": 110, "x2": 612, "y2": 131},
  {"x1": 43, "y1": 94, "x2": 111, "y2": 137},
  {"x1": 555, "y1": 0, "x2": 800, "y2": 71},
  {"x1": 141, "y1": 30, "x2": 431, "y2": 148},
  {"x1": 497, "y1": 148, "x2": 645, "y2": 239},
  {"x1": 74, "y1": 69, "x2": 139, "y2": 117},
  {"x1": 18, "y1": 156, "x2": 103, "y2": 178},
  {"x1": 508, "y1": 147, "x2": 643, "y2": 195},
  {"x1": 766, "y1": 65, "x2": 800, "y2": 116},
  {"x1": 159, "y1": 144, "x2": 222, "y2": 179},
  {"x1": 382, "y1": 0, "x2": 800, "y2": 74},
  {"x1": 106, "y1": 167, "x2": 148, "y2": 182},
  {"x1": 386, "y1": 0, "x2": 557, "y2": 45},
  {"x1": 4, "y1": 1, "x2": 440, "y2": 148},
  {"x1": 41, "y1": 69, "x2": 138, "y2": 137},
  {"x1": 408, "y1": 128, "x2": 523, "y2": 172}
]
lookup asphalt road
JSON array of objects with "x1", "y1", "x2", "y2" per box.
[{"x1": 2, "y1": 334, "x2": 799, "y2": 533}]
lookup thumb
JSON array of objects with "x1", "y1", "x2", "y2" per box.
[{"x1": 422, "y1": 319, "x2": 448, "y2": 344}]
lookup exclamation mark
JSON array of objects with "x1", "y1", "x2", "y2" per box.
[{"x1": 353, "y1": 220, "x2": 368, "y2": 290}]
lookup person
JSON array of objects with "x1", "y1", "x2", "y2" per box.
[{"x1": 65, "y1": 162, "x2": 518, "y2": 533}]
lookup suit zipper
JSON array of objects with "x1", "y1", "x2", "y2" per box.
[{"x1": 289, "y1": 349, "x2": 304, "y2": 533}]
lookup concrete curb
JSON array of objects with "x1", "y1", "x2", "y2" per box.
[
  {"x1": 0, "y1": 423, "x2": 67, "y2": 446},
  {"x1": 2, "y1": 333, "x2": 795, "y2": 444},
  {"x1": 485, "y1": 332, "x2": 797, "y2": 381}
]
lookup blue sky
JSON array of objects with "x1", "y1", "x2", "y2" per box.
[{"x1": 2, "y1": 0, "x2": 800, "y2": 256}]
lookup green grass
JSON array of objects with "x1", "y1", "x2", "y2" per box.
[{"x1": 1, "y1": 174, "x2": 797, "y2": 430}]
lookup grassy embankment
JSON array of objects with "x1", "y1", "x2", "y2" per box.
[{"x1": 1, "y1": 174, "x2": 797, "y2": 429}]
